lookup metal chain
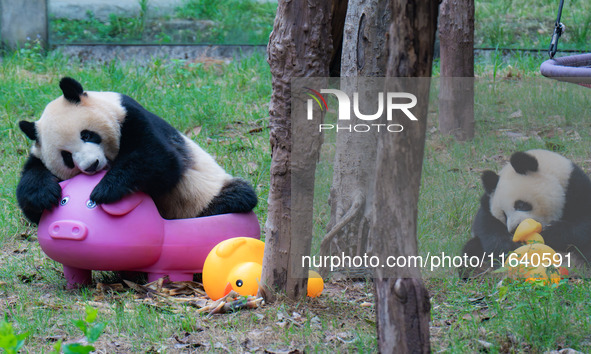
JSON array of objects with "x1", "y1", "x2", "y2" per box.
[{"x1": 548, "y1": 0, "x2": 566, "y2": 59}]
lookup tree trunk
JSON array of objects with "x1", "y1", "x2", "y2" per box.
[
  {"x1": 259, "y1": 0, "x2": 332, "y2": 302},
  {"x1": 340, "y1": 0, "x2": 391, "y2": 78},
  {"x1": 319, "y1": 0, "x2": 391, "y2": 277},
  {"x1": 371, "y1": 0, "x2": 438, "y2": 352},
  {"x1": 438, "y1": 0, "x2": 475, "y2": 141}
]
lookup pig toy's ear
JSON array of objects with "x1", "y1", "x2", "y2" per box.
[
  {"x1": 59, "y1": 179, "x2": 72, "y2": 190},
  {"x1": 100, "y1": 193, "x2": 143, "y2": 216}
]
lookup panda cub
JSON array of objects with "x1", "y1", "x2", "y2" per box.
[
  {"x1": 461, "y1": 149, "x2": 591, "y2": 275},
  {"x1": 16, "y1": 77, "x2": 258, "y2": 223}
]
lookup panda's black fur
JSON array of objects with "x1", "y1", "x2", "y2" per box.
[
  {"x1": 461, "y1": 149, "x2": 591, "y2": 277},
  {"x1": 88, "y1": 94, "x2": 192, "y2": 205},
  {"x1": 16, "y1": 77, "x2": 258, "y2": 223},
  {"x1": 16, "y1": 152, "x2": 63, "y2": 222}
]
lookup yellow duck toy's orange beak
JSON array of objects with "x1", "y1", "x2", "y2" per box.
[{"x1": 223, "y1": 282, "x2": 233, "y2": 296}]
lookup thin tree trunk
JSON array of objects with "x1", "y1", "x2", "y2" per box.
[
  {"x1": 372, "y1": 0, "x2": 438, "y2": 352},
  {"x1": 340, "y1": 0, "x2": 390, "y2": 78},
  {"x1": 320, "y1": 0, "x2": 391, "y2": 277},
  {"x1": 438, "y1": 0, "x2": 475, "y2": 141},
  {"x1": 259, "y1": 0, "x2": 332, "y2": 302}
]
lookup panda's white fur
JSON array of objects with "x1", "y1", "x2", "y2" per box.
[
  {"x1": 32, "y1": 91, "x2": 125, "y2": 180},
  {"x1": 16, "y1": 77, "x2": 258, "y2": 223},
  {"x1": 154, "y1": 136, "x2": 232, "y2": 219},
  {"x1": 489, "y1": 149, "x2": 573, "y2": 232}
]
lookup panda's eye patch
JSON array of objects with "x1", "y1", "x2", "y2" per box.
[
  {"x1": 514, "y1": 200, "x2": 532, "y2": 212},
  {"x1": 80, "y1": 130, "x2": 102, "y2": 144},
  {"x1": 61, "y1": 151, "x2": 75, "y2": 169}
]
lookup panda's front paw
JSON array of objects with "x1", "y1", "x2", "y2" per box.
[
  {"x1": 16, "y1": 179, "x2": 61, "y2": 223},
  {"x1": 540, "y1": 226, "x2": 562, "y2": 247},
  {"x1": 90, "y1": 179, "x2": 130, "y2": 205}
]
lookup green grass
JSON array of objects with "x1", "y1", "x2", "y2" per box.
[
  {"x1": 476, "y1": 0, "x2": 591, "y2": 50},
  {"x1": 49, "y1": 0, "x2": 277, "y2": 45},
  {"x1": 174, "y1": 0, "x2": 277, "y2": 44},
  {"x1": 429, "y1": 278, "x2": 591, "y2": 352}
]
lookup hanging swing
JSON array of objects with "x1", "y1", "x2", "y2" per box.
[{"x1": 539, "y1": 0, "x2": 591, "y2": 87}]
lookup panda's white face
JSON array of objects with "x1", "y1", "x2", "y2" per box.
[
  {"x1": 488, "y1": 149, "x2": 573, "y2": 232},
  {"x1": 30, "y1": 91, "x2": 125, "y2": 180}
]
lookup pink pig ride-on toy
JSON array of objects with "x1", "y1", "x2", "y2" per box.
[{"x1": 37, "y1": 171, "x2": 260, "y2": 289}]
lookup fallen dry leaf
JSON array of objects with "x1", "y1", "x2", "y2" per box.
[
  {"x1": 98, "y1": 279, "x2": 265, "y2": 317},
  {"x1": 509, "y1": 110, "x2": 523, "y2": 119},
  {"x1": 186, "y1": 126, "x2": 202, "y2": 139}
]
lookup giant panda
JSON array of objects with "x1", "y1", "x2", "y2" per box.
[
  {"x1": 460, "y1": 149, "x2": 591, "y2": 277},
  {"x1": 16, "y1": 77, "x2": 258, "y2": 223}
]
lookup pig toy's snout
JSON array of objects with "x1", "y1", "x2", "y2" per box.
[{"x1": 48, "y1": 220, "x2": 89, "y2": 241}]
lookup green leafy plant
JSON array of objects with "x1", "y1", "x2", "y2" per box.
[
  {"x1": 14, "y1": 36, "x2": 47, "y2": 71},
  {"x1": 51, "y1": 306, "x2": 107, "y2": 354},
  {"x1": 0, "y1": 321, "x2": 29, "y2": 354}
]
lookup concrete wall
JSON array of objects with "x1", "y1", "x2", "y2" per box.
[{"x1": 0, "y1": 0, "x2": 48, "y2": 50}]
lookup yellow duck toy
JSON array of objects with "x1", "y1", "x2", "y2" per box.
[
  {"x1": 504, "y1": 218, "x2": 567, "y2": 284},
  {"x1": 203, "y1": 237, "x2": 324, "y2": 300}
]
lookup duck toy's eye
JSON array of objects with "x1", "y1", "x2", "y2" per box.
[
  {"x1": 235, "y1": 279, "x2": 243, "y2": 287},
  {"x1": 60, "y1": 196, "x2": 69, "y2": 206}
]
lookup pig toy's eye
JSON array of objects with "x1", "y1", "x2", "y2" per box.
[
  {"x1": 86, "y1": 200, "x2": 97, "y2": 209},
  {"x1": 60, "y1": 197, "x2": 70, "y2": 206}
]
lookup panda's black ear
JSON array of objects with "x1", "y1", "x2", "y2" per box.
[
  {"x1": 481, "y1": 170, "x2": 499, "y2": 195},
  {"x1": 510, "y1": 151, "x2": 538, "y2": 175},
  {"x1": 59, "y1": 77, "x2": 84, "y2": 104},
  {"x1": 19, "y1": 121, "x2": 37, "y2": 141}
]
